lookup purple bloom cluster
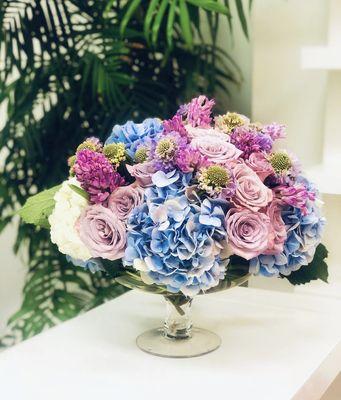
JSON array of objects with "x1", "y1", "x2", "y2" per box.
[
  {"x1": 230, "y1": 126, "x2": 273, "y2": 159},
  {"x1": 74, "y1": 149, "x2": 124, "y2": 204},
  {"x1": 178, "y1": 95, "x2": 215, "y2": 127}
]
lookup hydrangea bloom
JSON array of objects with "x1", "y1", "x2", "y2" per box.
[
  {"x1": 123, "y1": 171, "x2": 229, "y2": 295},
  {"x1": 66, "y1": 255, "x2": 104, "y2": 273},
  {"x1": 49, "y1": 178, "x2": 91, "y2": 261},
  {"x1": 74, "y1": 149, "x2": 124, "y2": 204},
  {"x1": 106, "y1": 118, "x2": 163, "y2": 158},
  {"x1": 249, "y1": 203, "x2": 325, "y2": 277}
]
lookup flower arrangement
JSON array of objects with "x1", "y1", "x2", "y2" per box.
[{"x1": 20, "y1": 96, "x2": 329, "y2": 299}]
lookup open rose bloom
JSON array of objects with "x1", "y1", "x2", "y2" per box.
[{"x1": 21, "y1": 96, "x2": 329, "y2": 297}]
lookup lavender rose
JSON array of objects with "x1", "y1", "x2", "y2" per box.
[
  {"x1": 246, "y1": 152, "x2": 274, "y2": 182},
  {"x1": 264, "y1": 199, "x2": 287, "y2": 255},
  {"x1": 225, "y1": 207, "x2": 271, "y2": 259},
  {"x1": 191, "y1": 135, "x2": 242, "y2": 164},
  {"x1": 108, "y1": 184, "x2": 144, "y2": 221},
  {"x1": 232, "y1": 162, "x2": 273, "y2": 211},
  {"x1": 185, "y1": 125, "x2": 228, "y2": 141},
  {"x1": 78, "y1": 204, "x2": 126, "y2": 261},
  {"x1": 126, "y1": 162, "x2": 155, "y2": 187}
]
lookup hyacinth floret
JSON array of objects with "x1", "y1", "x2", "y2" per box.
[
  {"x1": 177, "y1": 95, "x2": 215, "y2": 128},
  {"x1": 74, "y1": 149, "x2": 124, "y2": 204},
  {"x1": 230, "y1": 126, "x2": 273, "y2": 159}
]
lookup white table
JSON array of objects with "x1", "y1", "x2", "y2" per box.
[{"x1": 0, "y1": 287, "x2": 340, "y2": 400}]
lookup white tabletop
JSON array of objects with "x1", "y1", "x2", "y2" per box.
[{"x1": 0, "y1": 287, "x2": 340, "y2": 400}]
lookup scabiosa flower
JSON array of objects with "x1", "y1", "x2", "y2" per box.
[
  {"x1": 249, "y1": 203, "x2": 325, "y2": 277},
  {"x1": 152, "y1": 132, "x2": 187, "y2": 172},
  {"x1": 163, "y1": 114, "x2": 188, "y2": 139},
  {"x1": 198, "y1": 165, "x2": 236, "y2": 198},
  {"x1": 106, "y1": 118, "x2": 163, "y2": 158},
  {"x1": 267, "y1": 150, "x2": 301, "y2": 180},
  {"x1": 262, "y1": 123, "x2": 286, "y2": 140},
  {"x1": 77, "y1": 137, "x2": 103, "y2": 153},
  {"x1": 230, "y1": 126, "x2": 273, "y2": 159},
  {"x1": 214, "y1": 112, "x2": 249, "y2": 134},
  {"x1": 74, "y1": 149, "x2": 124, "y2": 204},
  {"x1": 134, "y1": 145, "x2": 150, "y2": 163},
  {"x1": 177, "y1": 95, "x2": 215, "y2": 127},
  {"x1": 103, "y1": 143, "x2": 126, "y2": 166}
]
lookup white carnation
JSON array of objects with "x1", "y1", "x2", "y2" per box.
[{"x1": 49, "y1": 178, "x2": 91, "y2": 261}]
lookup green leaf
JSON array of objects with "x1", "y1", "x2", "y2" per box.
[
  {"x1": 187, "y1": 0, "x2": 230, "y2": 15},
  {"x1": 18, "y1": 185, "x2": 61, "y2": 228},
  {"x1": 179, "y1": 0, "x2": 193, "y2": 49},
  {"x1": 166, "y1": 0, "x2": 177, "y2": 47},
  {"x1": 235, "y1": 0, "x2": 249, "y2": 39},
  {"x1": 284, "y1": 244, "x2": 329, "y2": 285},
  {"x1": 119, "y1": 0, "x2": 142, "y2": 36},
  {"x1": 152, "y1": 0, "x2": 169, "y2": 45},
  {"x1": 68, "y1": 184, "x2": 89, "y2": 201}
]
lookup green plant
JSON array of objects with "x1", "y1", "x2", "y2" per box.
[{"x1": 0, "y1": 0, "x2": 250, "y2": 346}]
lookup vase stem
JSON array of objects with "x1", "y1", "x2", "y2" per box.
[{"x1": 163, "y1": 296, "x2": 193, "y2": 339}]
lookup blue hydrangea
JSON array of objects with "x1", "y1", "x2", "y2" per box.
[
  {"x1": 66, "y1": 255, "x2": 104, "y2": 273},
  {"x1": 249, "y1": 203, "x2": 325, "y2": 277},
  {"x1": 105, "y1": 118, "x2": 163, "y2": 158},
  {"x1": 123, "y1": 170, "x2": 229, "y2": 296}
]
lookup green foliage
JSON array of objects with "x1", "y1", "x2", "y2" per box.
[
  {"x1": 18, "y1": 185, "x2": 61, "y2": 229},
  {"x1": 0, "y1": 0, "x2": 250, "y2": 346},
  {"x1": 283, "y1": 244, "x2": 329, "y2": 285}
]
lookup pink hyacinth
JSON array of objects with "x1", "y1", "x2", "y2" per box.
[
  {"x1": 275, "y1": 183, "x2": 316, "y2": 215},
  {"x1": 163, "y1": 115, "x2": 188, "y2": 139},
  {"x1": 74, "y1": 149, "x2": 124, "y2": 204},
  {"x1": 178, "y1": 95, "x2": 215, "y2": 128},
  {"x1": 262, "y1": 123, "x2": 286, "y2": 140},
  {"x1": 230, "y1": 126, "x2": 273, "y2": 159},
  {"x1": 175, "y1": 147, "x2": 208, "y2": 173}
]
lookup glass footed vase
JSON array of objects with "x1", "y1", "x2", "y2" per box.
[{"x1": 116, "y1": 270, "x2": 250, "y2": 358}]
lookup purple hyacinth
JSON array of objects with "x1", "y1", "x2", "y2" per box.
[
  {"x1": 163, "y1": 115, "x2": 188, "y2": 140},
  {"x1": 177, "y1": 95, "x2": 215, "y2": 127},
  {"x1": 262, "y1": 123, "x2": 286, "y2": 140},
  {"x1": 230, "y1": 126, "x2": 273, "y2": 159},
  {"x1": 74, "y1": 149, "x2": 124, "y2": 204}
]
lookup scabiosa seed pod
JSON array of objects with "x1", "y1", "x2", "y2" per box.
[{"x1": 103, "y1": 143, "x2": 126, "y2": 166}]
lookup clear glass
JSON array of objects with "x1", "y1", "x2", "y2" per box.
[{"x1": 136, "y1": 295, "x2": 221, "y2": 358}]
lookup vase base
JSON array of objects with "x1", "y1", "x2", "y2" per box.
[{"x1": 136, "y1": 327, "x2": 221, "y2": 358}]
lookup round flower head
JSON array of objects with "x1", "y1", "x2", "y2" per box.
[
  {"x1": 124, "y1": 170, "x2": 229, "y2": 296},
  {"x1": 134, "y1": 145, "x2": 149, "y2": 163},
  {"x1": 267, "y1": 150, "x2": 301, "y2": 180},
  {"x1": 49, "y1": 178, "x2": 91, "y2": 261},
  {"x1": 214, "y1": 112, "x2": 249, "y2": 134},
  {"x1": 77, "y1": 137, "x2": 102, "y2": 153},
  {"x1": 103, "y1": 143, "x2": 126, "y2": 166},
  {"x1": 106, "y1": 118, "x2": 163, "y2": 159},
  {"x1": 250, "y1": 203, "x2": 325, "y2": 277},
  {"x1": 198, "y1": 165, "x2": 236, "y2": 198},
  {"x1": 152, "y1": 132, "x2": 187, "y2": 172}
]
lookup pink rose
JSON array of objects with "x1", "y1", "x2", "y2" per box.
[
  {"x1": 185, "y1": 125, "x2": 228, "y2": 141},
  {"x1": 264, "y1": 199, "x2": 287, "y2": 255},
  {"x1": 127, "y1": 162, "x2": 155, "y2": 187},
  {"x1": 191, "y1": 135, "x2": 242, "y2": 164},
  {"x1": 232, "y1": 162, "x2": 273, "y2": 211},
  {"x1": 226, "y1": 208, "x2": 271, "y2": 259},
  {"x1": 108, "y1": 184, "x2": 144, "y2": 221},
  {"x1": 246, "y1": 152, "x2": 273, "y2": 181},
  {"x1": 78, "y1": 204, "x2": 126, "y2": 261}
]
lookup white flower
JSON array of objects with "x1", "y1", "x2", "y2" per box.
[{"x1": 49, "y1": 178, "x2": 91, "y2": 261}]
